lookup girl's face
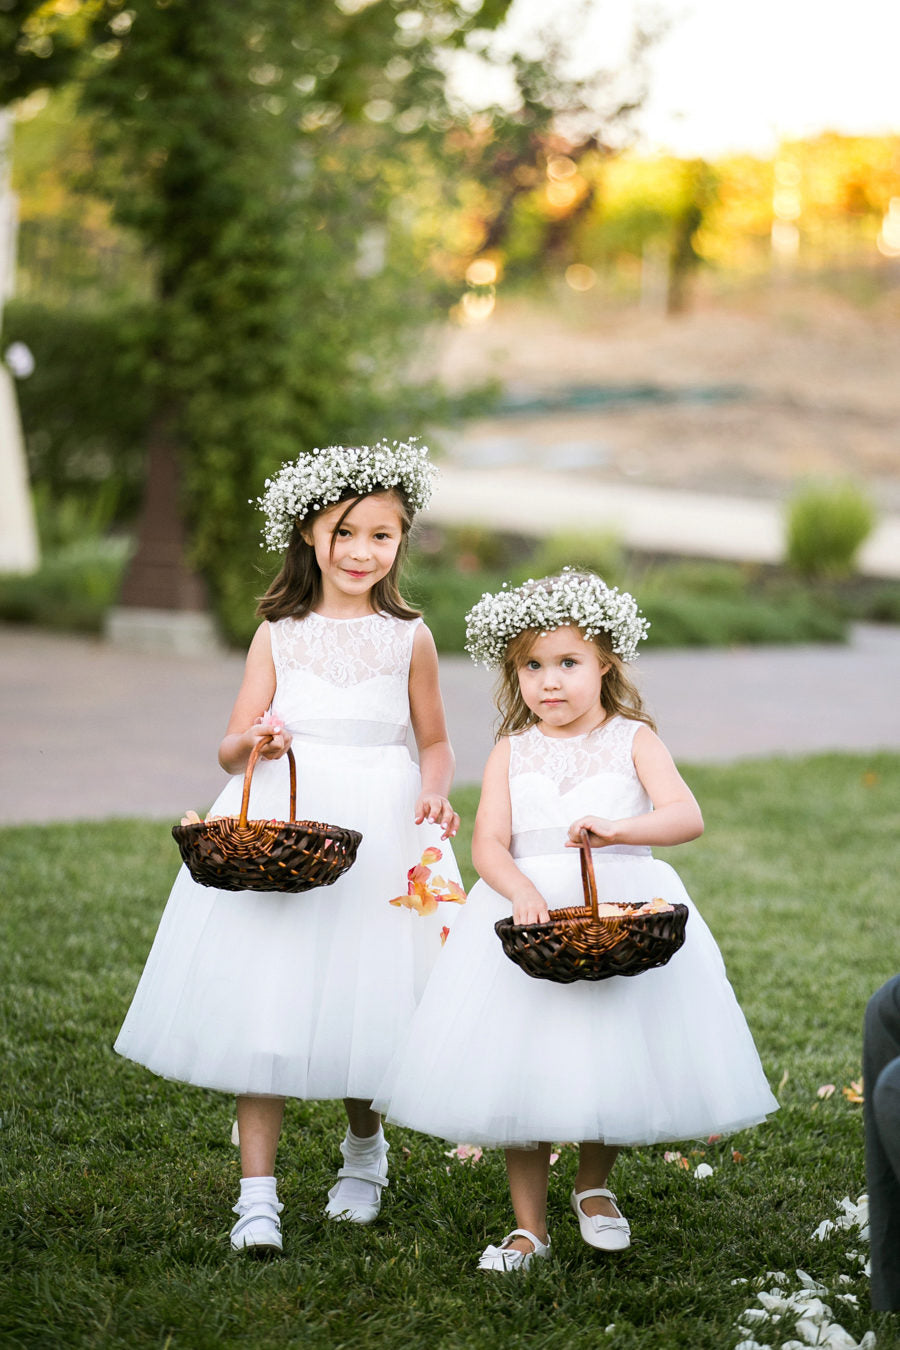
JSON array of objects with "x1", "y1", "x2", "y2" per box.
[
  {"x1": 516, "y1": 625, "x2": 610, "y2": 737},
  {"x1": 303, "y1": 491, "x2": 405, "y2": 612}
]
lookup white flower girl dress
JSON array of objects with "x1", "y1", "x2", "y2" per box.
[
  {"x1": 115, "y1": 612, "x2": 464, "y2": 1102},
  {"x1": 376, "y1": 715, "x2": 778, "y2": 1147}
]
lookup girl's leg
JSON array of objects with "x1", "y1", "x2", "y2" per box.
[
  {"x1": 325, "y1": 1098, "x2": 389, "y2": 1223},
  {"x1": 343, "y1": 1098, "x2": 381, "y2": 1137},
  {"x1": 236, "y1": 1094, "x2": 285, "y2": 1175},
  {"x1": 504, "y1": 1143, "x2": 552, "y2": 1252},
  {"x1": 575, "y1": 1142, "x2": 621, "y2": 1217},
  {"x1": 231, "y1": 1095, "x2": 286, "y2": 1255}
]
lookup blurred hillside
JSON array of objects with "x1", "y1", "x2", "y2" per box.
[{"x1": 430, "y1": 280, "x2": 900, "y2": 508}]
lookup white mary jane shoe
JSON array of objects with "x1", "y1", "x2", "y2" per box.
[
  {"x1": 325, "y1": 1146, "x2": 389, "y2": 1225},
  {"x1": 477, "y1": 1228, "x2": 551, "y2": 1273},
  {"x1": 230, "y1": 1202, "x2": 283, "y2": 1257},
  {"x1": 570, "y1": 1187, "x2": 631, "y2": 1252}
]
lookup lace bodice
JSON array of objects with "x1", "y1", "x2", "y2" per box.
[
  {"x1": 268, "y1": 612, "x2": 420, "y2": 732},
  {"x1": 508, "y1": 717, "x2": 651, "y2": 833}
]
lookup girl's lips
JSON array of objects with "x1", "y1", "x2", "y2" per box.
[{"x1": 344, "y1": 570, "x2": 370, "y2": 579}]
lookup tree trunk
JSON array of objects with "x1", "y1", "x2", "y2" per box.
[{"x1": 117, "y1": 414, "x2": 208, "y2": 612}]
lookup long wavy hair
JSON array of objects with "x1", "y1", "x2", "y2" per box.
[
  {"x1": 494, "y1": 626, "x2": 656, "y2": 738},
  {"x1": 257, "y1": 486, "x2": 420, "y2": 622}
]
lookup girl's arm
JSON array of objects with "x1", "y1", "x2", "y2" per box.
[
  {"x1": 218, "y1": 623, "x2": 292, "y2": 774},
  {"x1": 472, "y1": 739, "x2": 551, "y2": 924},
  {"x1": 408, "y1": 623, "x2": 459, "y2": 839},
  {"x1": 567, "y1": 724, "x2": 704, "y2": 849}
]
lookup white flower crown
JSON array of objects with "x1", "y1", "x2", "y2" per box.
[
  {"x1": 256, "y1": 438, "x2": 437, "y2": 551},
  {"x1": 465, "y1": 570, "x2": 650, "y2": 669}
]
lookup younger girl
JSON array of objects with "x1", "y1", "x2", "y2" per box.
[
  {"x1": 115, "y1": 439, "x2": 465, "y2": 1256},
  {"x1": 376, "y1": 571, "x2": 778, "y2": 1270}
]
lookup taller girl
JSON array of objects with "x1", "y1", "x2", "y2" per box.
[{"x1": 115, "y1": 439, "x2": 464, "y2": 1256}]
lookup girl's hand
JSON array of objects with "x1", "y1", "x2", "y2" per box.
[
  {"x1": 512, "y1": 884, "x2": 551, "y2": 926},
  {"x1": 415, "y1": 793, "x2": 459, "y2": 840},
  {"x1": 251, "y1": 714, "x2": 292, "y2": 761},
  {"x1": 566, "y1": 815, "x2": 619, "y2": 848}
]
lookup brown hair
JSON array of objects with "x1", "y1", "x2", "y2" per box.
[
  {"x1": 257, "y1": 487, "x2": 420, "y2": 622},
  {"x1": 494, "y1": 626, "x2": 656, "y2": 738}
]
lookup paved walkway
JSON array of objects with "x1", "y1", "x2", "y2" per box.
[
  {"x1": 2, "y1": 622, "x2": 899, "y2": 826},
  {"x1": 428, "y1": 465, "x2": 900, "y2": 578}
]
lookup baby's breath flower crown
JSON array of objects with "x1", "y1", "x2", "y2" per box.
[
  {"x1": 257, "y1": 438, "x2": 437, "y2": 551},
  {"x1": 465, "y1": 570, "x2": 650, "y2": 669}
]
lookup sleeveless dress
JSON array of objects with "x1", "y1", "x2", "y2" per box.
[
  {"x1": 374, "y1": 716, "x2": 778, "y2": 1147},
  {"x1": 115, "y1": 612, "x2": 465, "y2": 1101}
]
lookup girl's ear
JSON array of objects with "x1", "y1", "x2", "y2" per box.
[
  {"x1": 300, "y1": 524, "x2": 314, "y2": 547},
  {"x1": 599, "y1": 662, "x2": 611, "y2": 676}
]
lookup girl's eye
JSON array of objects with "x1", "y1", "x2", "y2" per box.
[
  {"x1": 525, "y1": 660, "x2": 541, "y2": 671},
  {"x1": 336, "y1": 528, "x2": 352, "y2": 538},
  {"x1": 562, "y1": 658, "x2": 576, "y2": 668}
]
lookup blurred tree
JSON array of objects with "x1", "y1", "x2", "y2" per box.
[
  {"x1": 71, "y1": 1, "x2": 524, "y2": 631},
  {"x1": 22, "y1": 0, "x2": 645, "y2": 635},
  {"x1": 666, "y1": 159, "x2": 718, "y2": 313},
  {"x1": 1, "y1": 0, "x2": 108, "y2": 104}
]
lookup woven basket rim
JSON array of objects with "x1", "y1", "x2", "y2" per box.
[{"x1": 497, "y1": 899, "x2": 683, "y2": 932}]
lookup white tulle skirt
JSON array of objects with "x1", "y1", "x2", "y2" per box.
[
  {"x1": 374, "y1": 849, "x2": 779, "y2": 1147},
  {"x1": 114, "y1": 742, "x2": 463, "y2": 1101}
]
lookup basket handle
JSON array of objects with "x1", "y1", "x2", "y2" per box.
[
  {"x1": 238, "y1": 737, "x2": 297, "y2": 828},
  {"x1": 579, "y1": 827, "x2": 599, "y2": 920}
]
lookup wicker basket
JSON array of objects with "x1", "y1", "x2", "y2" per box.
[
  {"x1": 172, "y1": 738, "x2": 362, "y2": 893},
  {"x1": 494, "y1": 828, "x2": 688, "y2": 984}
]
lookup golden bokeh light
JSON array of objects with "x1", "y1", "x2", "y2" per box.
[
  {"x1": 547, "y1": 155, "x2": 577, "y2": 181},
  {"x1": 546, "y1": 179, "x2": 580, "y2": 209},
  {"x1": 465, "y1": 257, "x2": 498, "y2": 286},
  {"x1": 877, "y1": 198, "x2": 900, "y2": 258},
  {"x1": 565, "y1": 263, "x2": 597, "y2": 291},
  {"x1": 459, "y1": 290, "x2": 496, "y2": 323}
]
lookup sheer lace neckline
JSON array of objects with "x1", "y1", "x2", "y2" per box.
[
  {"x1": 304, "y1": 609, "x2": 386, "y2": 624},
  {"x1": 531, "y1": 717, "x2": 617, "y2": 744}
]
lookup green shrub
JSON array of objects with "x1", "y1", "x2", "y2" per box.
[
  {"x1": 0, "y1": 536, "x2": 131, "y2": 632},
  {"x1": 519, "y1": 529, "x2": 625, "y2": 585},
  {"x1": 402, "y1": 564, "x2": 507, "y2": 654},
  {"x1": 641, "y1": 589, "x2": 845, "y2": 648},
  {"x1": 4, "y1": 299, "x2": 153, "y2": 528},
  {"x1": 786, "y1": 480, "x2": 875, "y2": 578}
]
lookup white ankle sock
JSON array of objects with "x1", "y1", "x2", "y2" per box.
[
  {"x1": 343, "y1": 1127, "x2": 386, "y2": 1162},
  {"x1": 334, "y1": 1129, "x2": 388, "y2": 1205},
  {"x1": 235, "y1": 1175, "x2": 282, "y2": 1215}
]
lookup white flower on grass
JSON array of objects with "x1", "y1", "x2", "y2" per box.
[
  {"x1": 693, "y1": 1162, "x2": 714, "y2": 1179},
  {"x1": 812, "y1": 1195, "x2": 869, "y2": 1243},
  {"x1": 732, "y1": 1255, "x2": 875, "y2": 1350}
]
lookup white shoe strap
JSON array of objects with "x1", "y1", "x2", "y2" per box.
[
  {"x1": 504, "y1": 1228, "x2": 546, "y2": 1252},
  {"x1": 335, "y1": 1165, "x2": 389, "y2": 1189}
]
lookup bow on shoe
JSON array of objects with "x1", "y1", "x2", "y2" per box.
[{"x1": 477, "y1": 1229, "x2": 551, "y2": 1273}]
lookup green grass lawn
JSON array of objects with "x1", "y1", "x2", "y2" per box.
[{"x1": 1, "y1": 754, "x2": 898, "y2": 1349}]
